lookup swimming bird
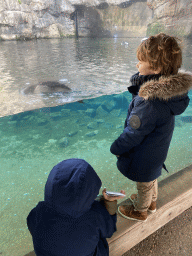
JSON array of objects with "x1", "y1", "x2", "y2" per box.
[{"x1": 121, "y1": 41, "x2": 129, "y2": 45}]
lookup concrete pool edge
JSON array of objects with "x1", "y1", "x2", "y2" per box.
[{"x1": 24, "y1": 164, "x2": 192, "y2": 256}]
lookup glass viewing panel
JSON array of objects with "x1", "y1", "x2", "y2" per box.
[{"x1": 0, "y1": 1, "x2": 192, "y2": 255}]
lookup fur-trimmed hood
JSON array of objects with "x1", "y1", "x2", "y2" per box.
[
  {"x1": 139, "y1": 72, "x2": 192, "y2": 100},
  {"x1": 138, "y1": 72, "x2": 192, "y2": 116}
]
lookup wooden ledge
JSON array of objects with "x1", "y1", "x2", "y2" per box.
[
  {"x1": 25, "y1": 164, "x2": 192, "y2": 256},
  {"x1": 107, "y1": 164, "x2": 192, "y2": 256}
]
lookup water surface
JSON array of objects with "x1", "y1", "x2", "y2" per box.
[{"x1": 0, "y1": 38, "x2": 140, "y2": 117}]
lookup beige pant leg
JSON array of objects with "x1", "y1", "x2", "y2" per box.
[
  {"x1": 152, "y1": 179, "x2": 158, "y2": 202},
  {"x1": 134, "y1": 179, "x2": 157, "y2": 212}
]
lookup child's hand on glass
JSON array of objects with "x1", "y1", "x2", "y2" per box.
[{"x1": 102, "y1": 188, "x2": 126, "y2": 201}]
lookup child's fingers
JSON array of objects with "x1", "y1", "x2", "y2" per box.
[
  {"x1": 112, "y1": 195, "x2": 125, "y2": 200},
  {"x1": 102, "y1": 188, "x2": 107, "y2": 194}
]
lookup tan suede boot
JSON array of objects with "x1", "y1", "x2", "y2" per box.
[
  {"x1": 118, "y1": 204, "x2": 148, "y2": 222},
  {"x1": 130, "y1": 194, "x2": 157, "y2": 213}
]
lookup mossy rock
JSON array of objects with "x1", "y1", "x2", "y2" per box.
[{"x1": 147, "y1": 22, "x2": 166, "y2": 36}]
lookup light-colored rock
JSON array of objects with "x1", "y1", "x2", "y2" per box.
[
  {"x1": 0, "y1": 0, "x2": 153, "y2": 40},
  {"x1": 0, "y1": 0, "x2": 75, "y2": 40},
  {"x1": 33, "y1": 134, "x2": 40, "y2": 139},
  {"x1": 48, "y1": 24, "x2": 60, "y2": 37},
  {"x1": 3, "y1": 0, "x2": 21, "y2": 11},
  {"x1": 34, "y1": 12, "x2": 54, "y2": 28},
  {"x1": 29, "y1": 0, "x2": 53, "y2": 12},
  {"x1": 57, "y1": 0, "x2": 75, "y2": 13},
  {"x1": 68, "y1": 131, "x2": 78, "y2": 136},
  {"x1": 177, "y1": 0, "x2": 192, "y2": 13},
  {"x1": 85, "y1": 108, "x2": 96, "y2": 117},
  {"x1": 0, "y1": 1, "x2": 7, "y2": 12},
  {"x1": 59, "y1": 137, "x2": 69, "y2": 147},
  {"x1": 98, "y1": 2, "x2": 153, "y2": 37},
  {"x1": 95, "y1": 119, "x2": 104, "y2": 124},
  {"x1": 87, "y1": 121, "x2": 98, "y2": 129},
  {"x1": 0, "y1": 0, "x2": 192, "y2": 40},
  {"x1": 103, "y1": 99, "x2": 116, "y2": 111},
  {"x1": 96, "y1": 105, "x2": 108, "y2": 117},
  {"x1": 1, "y1": 34, "x2": 17, "y2": 40},
  {"x1": 0, "y1": 13, "x2": 4, "y2": 23},
  {"x1": 116, "y1": 124, "x2": 123, "y2": 129},
  {"x1": 20, "y1": 4, "x2": 31, "y2": 12},
  {"x1": 147, "y1": 0, "x2": 168, "y2": 10},
  {"x1": 153, "y1": 1, "x2": 176, "y2": 19},
  {"x1": 147, "y1": 0, "x2": 192, "y2": 37},
  {"x1": 56, "y1": 16, "x2": 75, "y2": 36},
  {"x1": 3, "y1": 11, "x2": 29, "y2": 26},
  {"x1": 85, "y1": 130, "x2": 98, "y2": 137},
  {"x1": 48, "y1": 139, "x2": 57, "y2": 143}
]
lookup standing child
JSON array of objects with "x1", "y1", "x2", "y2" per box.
[
  {"x1": 27, "y1": 158, "x2": 125, "y2": 256},
  {"x1": 110, "y1": 33, "x2": 192, "y2": 222}
]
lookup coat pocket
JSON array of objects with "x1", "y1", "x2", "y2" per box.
[{"x1": 117, "y1": 155, "x2": 132, "y2": 178}]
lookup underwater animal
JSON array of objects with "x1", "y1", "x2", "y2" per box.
[{"x1": 22, "y1": 81, "x2": 71, "y2": 94}]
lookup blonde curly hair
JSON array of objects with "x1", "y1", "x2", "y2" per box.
[{"x1": 137, "y1": 33, "x2": 182, "y2": 76}]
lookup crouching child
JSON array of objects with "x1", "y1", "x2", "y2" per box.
[{"x1": 27, "y1": 158, "x2": 125, "y2": 256}]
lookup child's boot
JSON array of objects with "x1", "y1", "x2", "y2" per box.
[
  {"x1": 118, "y1": 204, "x2": 148, "y2": 222},
  {"x1": 130, "y1": 194, "x2": 157, "y2": 213}
]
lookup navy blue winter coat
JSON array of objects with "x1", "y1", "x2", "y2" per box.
[
  {"x1": 27, "y1": 159, "x2": 117, "y2": 256},
  {"x1": 110, "y1": 72, "x2": 192, "y2": 182}
]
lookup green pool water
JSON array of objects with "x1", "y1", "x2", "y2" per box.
[{"x1": 0, "y1": 91, "x2": 192, "y2": 256}]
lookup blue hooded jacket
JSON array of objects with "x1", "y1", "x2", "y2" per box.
[
  {"x1": 27, "y1": 159, "x2": 117, "y2": 256},
  {"x1": 110, "y1": 72, "x2": 192, "y2": 182}
]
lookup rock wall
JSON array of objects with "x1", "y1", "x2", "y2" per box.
[
  {"x1": 97, "y1": 2, "x2": 152, "y2": 38},
  {"x1": 0, "y1": 0, "x2": 192, "y2": 40},
  {"x1": 147, "y1": 0, "x2": 192, "y2": 37},
  {"x1": 0, "y1": 0, "x2": 75, "y2": 40},
  {"x1": 0, "y1": 0, "x2": 152, "y2": 39}
]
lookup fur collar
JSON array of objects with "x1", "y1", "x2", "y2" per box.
[{"x1": 138, "y1": 72, "x2": 192, "y2": 100}]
